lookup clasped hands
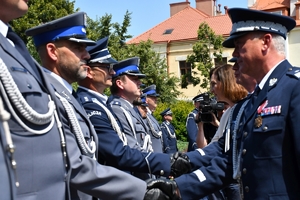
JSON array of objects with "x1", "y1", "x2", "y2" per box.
[{"x1": 144, "y1": 152, "x2": 192, "y2": 200}]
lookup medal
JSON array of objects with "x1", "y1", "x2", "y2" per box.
[{"x1": 255, "y1": 115, "x2": 262, "y2": 128}]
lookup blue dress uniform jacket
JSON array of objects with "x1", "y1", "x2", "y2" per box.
[
  {"x1": 45, "y1": 75, "x2": 147, "y2": 200},
  {"x1": 76, "y1": 87, "x2": 171, "y2": 176},
  {"x1": 161, "y1": 120, "x2": 178, "y2": 154},
  {"x1": 186, "y1": 108, "x2": 199, "y2": 151},
  {"x1": 175, "y1": 60, "x2": 300, "y2": 200},
  {"x1": 146, "y1": 112, "x2": 163, "y2": 153},
  {"x1": 0, "y1": 31, "x2": 67, "y2": 200},
  {"x1": 109, "y1": 95, "x2": 149, "y2": 151}
]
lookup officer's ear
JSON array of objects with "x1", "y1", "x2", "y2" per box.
[
  {"x1": 86, "y1": 66, "x2": 94, "y2": 79},
  {"x1": 115, "y1": 79, "x2": 125, "y2": 90},
  {"x1": 45, "y1": 43, "x2": 58, "y2": 61}
]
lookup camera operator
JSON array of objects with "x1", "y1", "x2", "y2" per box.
[
  {"x1": 196, "y1": 64, "x2": 248, "y2": 148},
  {"x1": 194, "y1": 93, "x2": 224, "y2": 148}
]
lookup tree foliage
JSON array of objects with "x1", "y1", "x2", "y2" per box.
[
  {"x1": 10, "y1": 0, "x2": 180, "y2": 102},
  {"x1": 10, "y1": 0, "x2": 77, "y2": 63},
  {"x1": 184, "y1": 22, "x2": 224, "y2": 90}
]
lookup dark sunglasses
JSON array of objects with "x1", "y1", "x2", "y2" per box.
[{"x1": 90, "y1": 64, "x2": 114, "y2": 73}]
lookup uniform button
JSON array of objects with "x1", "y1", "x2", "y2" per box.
[
  {"x1": 263, "y1": 126, "x2": 268, "y2": 131},
  {"x1": 243, "y1": 132, "x2": 248, "y2": 137},
  {"x1": 242, "y1": 149, "x2": 247, "y2": 155},
  {"x1": 243, "y1": 168, "x2": 247, "y2": 174},
  {"x1": 160, "y1": 170, "x2": 164, "y2": 176},
  {"x1": 27, "y1": 84, "x2": 32, "y2": 89},
  {"x1": 244, "y1": 186, "x2": 249, "y2": 192},
  {"x1": 288, "y1": 68, "x2": 292, "y2": 71}
]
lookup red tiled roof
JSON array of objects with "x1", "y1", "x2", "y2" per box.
[
  {"x1": 127, "y1": 6, "x2": 231, "y2": 44},
  {"x1": 250, "y1": 0, "x2": 289, "y2": 10}
]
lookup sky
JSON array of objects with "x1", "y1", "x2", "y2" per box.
[{"x1": 74, "y1": 0, "x2": 248, "y2": 38}]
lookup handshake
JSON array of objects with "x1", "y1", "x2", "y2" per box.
[{"x1": 144, "y1": 152, "x2": 192, "y2": 200}]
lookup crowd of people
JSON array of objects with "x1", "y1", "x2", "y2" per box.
[{"x1": 1, "y1": 1, "x2": 299, "y2": 200}]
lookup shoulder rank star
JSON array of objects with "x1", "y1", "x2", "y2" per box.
[{"x1": 269, "y1": 78, "x2": 277, "y2": 86}]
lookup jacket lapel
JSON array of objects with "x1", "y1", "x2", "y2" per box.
[
  {"x1": 0, "y1": 33, "x2": 43, "y2": 86},
  {"x1": 244, "y1": 60, "x2": 289, "y2": 124}
]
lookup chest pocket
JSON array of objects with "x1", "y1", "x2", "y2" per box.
[{"x1": 252, "y1": 115, "x2": 285, "y2": 159}]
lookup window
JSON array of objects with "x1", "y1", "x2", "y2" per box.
[
  {"x1": 163, "y1": 28, "x2": 174, "y2": 35},
  {"x1": 179, "y1": 60, "x2": 192, "y2": 81}
]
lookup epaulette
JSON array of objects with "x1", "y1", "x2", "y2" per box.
[
  {"x1": 111, "y1": 100, "x2": 122, "y2": 106},
  {"x1": 78, "y1": 96, "x2": 93, "y2": 103},
  {"x1": 287, "y1": 66, "x2": 300, "y2": 79}
]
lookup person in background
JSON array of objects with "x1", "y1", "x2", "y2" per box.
[
  {"x1": 160, "y1": 108, "x2": 178, "y2": 154},
  {"x1": 26, "y1": 12, "x2": 148, "y2": 200},
  {"x1": 145, "y1": 7, "x2": 300, "y2": 200},
  {"x1": 196, "y1": 64, "x2": 248, "y2": 148},
  {"x1": 142, "y1": 85, "x2": 163, "y2": 153},
  {"x1": 230, "y1": 57, "x2": 256, "y2": 93}
]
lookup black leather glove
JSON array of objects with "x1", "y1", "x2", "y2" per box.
[
  {"x1": 170, "y1": 152, "x2": 192, "y2": 178},
  {"x1": 144, "y1": 188, "x2": 170, "y2": 200},
  {"x1": 144, "y1": 178, "x2": 181, "y2": 200}
]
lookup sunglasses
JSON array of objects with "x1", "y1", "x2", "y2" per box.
[{"x1": 90, "y1": 64, "x2": 114, "y2": 73}]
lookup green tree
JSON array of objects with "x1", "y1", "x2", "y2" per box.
[
  {"x1": 183, "y1": 22, "x2": 224, "y2": 90},
  {"x1": 10, "y1": 0, "x2": 77, "y2": 62},
  {"x1": 86, "y1": 11, "x2": 181, "y2": 103},
  {"x1": 10, "y1": 2, "x2": 180, "y2": 102}
]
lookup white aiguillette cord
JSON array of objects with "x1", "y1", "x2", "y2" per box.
[{"x1": 92, "y1": 98, "x2": 127, "y2": 145}]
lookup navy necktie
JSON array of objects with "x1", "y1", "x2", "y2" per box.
[{"x1": 244, "y1": 86, "x2": 260, "y2": 116}]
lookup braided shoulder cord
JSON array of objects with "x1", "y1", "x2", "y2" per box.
[{"x1": 56, "y1": 92, "x2": 96, "y2": 158}]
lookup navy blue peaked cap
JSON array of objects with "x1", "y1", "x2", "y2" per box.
[
  {"x1": 87, "y1": 37, "x2": 117, "y2": 64},
  {"x1": 26, "y1": 12, "x2": 96, "y2": 47},
  {"x1": 192, "y1": 93, "x2": 206, "y2": 102},
  {"x1": 160, "y1": 108, "x2": 172, "y2": 116},
  {"x1": 228, "y1": 57, "x2": 237, "y2": 63},
  {"x1": 142, "y1": 84, "x2": 159, "y2": 97},
  {"x1": 140, "y1": 94, "x2": 148, "y2": 107},
  {"x1": 112, "y1": 57, "x2": 146, "y2": 78},
  {"x1": 223, "y1": 8, "x2": 296, "y2": 48}
]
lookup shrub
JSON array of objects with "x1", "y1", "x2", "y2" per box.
[{"x1": 154, "y1": 100, "x2": 195, "y2": 142}]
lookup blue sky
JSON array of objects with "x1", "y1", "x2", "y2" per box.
[{"x1": 75, "y1": 0, "x2": 248, "y2": 38}]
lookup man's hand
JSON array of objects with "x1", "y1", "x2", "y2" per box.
[
  {"x1": 144, "y1": 188, "x2": 170, "y2": 200},
  {"x1": 170, "y1": 152, "x2": 192, "y2": 178},
  {"x1": 144, "y1": 178, "x2": 181, "y2": 200}
]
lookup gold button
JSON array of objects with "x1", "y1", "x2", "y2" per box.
[
  {"x1": 242, "y1": 149, "x2": 247, "y2": 155},
  {"x1": 263, "y1": 126, "x2": 268, "y2": 131},
  {"x1": 243, "y1": 132, "x2": 248, "y2": 137},
  {"x1": 244, "y1": 186, "x2": 249, "y2": 192},
  {"x1": 243, "y1": 168, "x2": 247, "y2": 174},
  {"x1": 160, "y1": 170, "x2": 164, "y2": 176}
]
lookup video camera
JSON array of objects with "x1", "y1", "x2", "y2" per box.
[{"x1": 196, "y1": 93, "x2": 224, "y2": 123}]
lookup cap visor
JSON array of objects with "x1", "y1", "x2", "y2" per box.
[
  {"x1": 126, "y1": 72, "x2": 146, "y2": 78},
  {"x1": 68, "y1": 38, "x2": 96, "y2": 46},
  {"x1": 222, "y1": 33, "x2": 247, "y2": 48},
  {"x1": 148, "y1": 94, "x2": 160, "y2": 97}
]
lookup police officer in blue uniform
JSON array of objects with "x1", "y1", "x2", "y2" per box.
[
  {"x1": 144, "y1": 8, "x2": 300, "y2": 200},
  {"x1": 186, "y1": 93, "x2": 203, "y2": 151},
  {"x1": 26, "y1": 12, "x2": 149, "y2": 200},
  {"x1": 142, "y1": 85, "x2": 163, "y2": 153},
  {"x1": 160, "y1": 108, "x2": 178, "y2": 154},
  {"x1": 76, "y1": 37, "x2": 190, "y2": 180},
  {"x1": 108, "y1": 57, "x2": 153, "y2": 153},
  {"x1": 1, "y1": 1, "x2": 71, "y2": 199}
]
